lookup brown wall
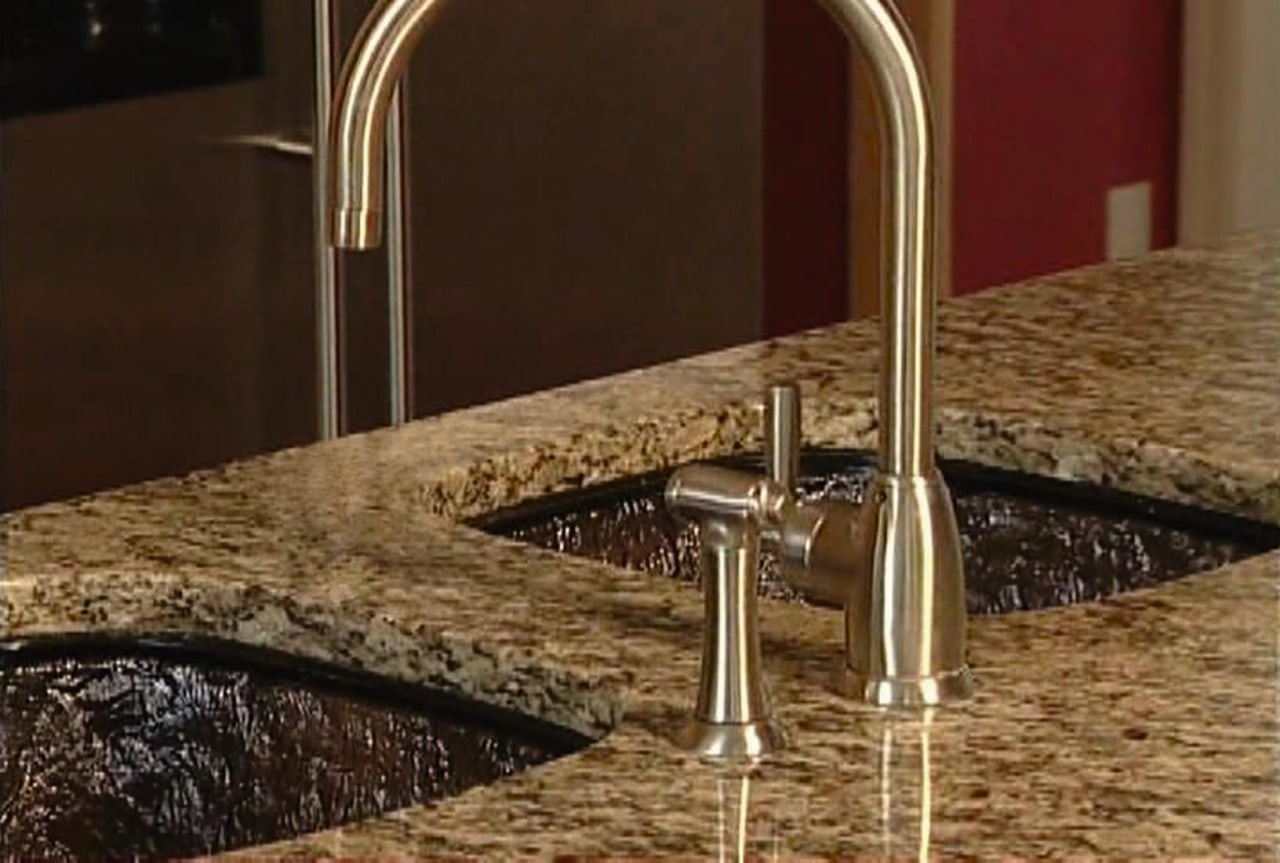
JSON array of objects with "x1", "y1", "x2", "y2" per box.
[
  {"x1": 1, "y1": 2, "x2": 763, "y2": 510},
  {"x1": 400, "y1": 0, "x2": 763, "y2": 414}
]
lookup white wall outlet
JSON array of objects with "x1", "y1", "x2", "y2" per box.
[{"x1": 1106, "y1": 181, "x2": 1153, "y2": 261}]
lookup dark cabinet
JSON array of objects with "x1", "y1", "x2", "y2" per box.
[{"x1": 2, "y1": 1, "x2": 764, "y2": 511}]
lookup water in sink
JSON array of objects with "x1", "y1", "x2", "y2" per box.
[
  {"x1": 473, "y1": 450, "x2": 1280, "y2": 613},
  {"x1": 0, "y1": 635, "x2": 592, "y2": 859}
]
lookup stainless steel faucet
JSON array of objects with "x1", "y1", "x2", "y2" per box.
[{"x1": 325, "y1": 0, "x2": 970, "y2": 759}]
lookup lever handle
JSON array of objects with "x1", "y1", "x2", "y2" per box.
[
  {"x1": 666, "y1": 464, "x2": 785, "y2": 526},
  {"x1": 764, "y1": 383, "x2": 801, "y2": 491}
]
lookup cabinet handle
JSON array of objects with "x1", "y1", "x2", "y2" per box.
[{"x1": 209, "y1": 131, "x2": 314, "y2": 159}]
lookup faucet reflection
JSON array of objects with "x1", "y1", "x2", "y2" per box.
[
  {"x1": 876, "y1": 711, "x2": 937, "y2": 862},
  {"x1": 715, "y1": 772, "x2": 782, "y2": 863},
  {"x1": 700, "y1": 712, "x2": 940, "y2": 860},
  {"x1": 326, "y1": 0, "x2": 970, "y2": 758}
]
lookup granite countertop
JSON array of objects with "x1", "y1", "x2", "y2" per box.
[{"x1": 4, "y1": 233, "x2": 1278, "y2": 858}]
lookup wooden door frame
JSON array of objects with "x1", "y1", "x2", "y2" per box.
[
  {"x1": 849, "y1": 0, "x2": 955, "y2": 318},
  {"x1": 1178, "y1": 0, "x2": 1280, "y2": 245}
]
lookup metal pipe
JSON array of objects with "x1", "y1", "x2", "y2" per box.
[
  {"x1": 821, "y1": 0, "x2": 936, "y2": 479},
  {"x1": 328, "y1": 0, "x2": 449, "y2": 249},
  {"x1": 764, "y1": 383, "x2": 801, "y2": 491},
  {"x1": 315, "y1": 0, "x2": 414, "y2": 434},
  {"x1": 312, "y1": 0, "x2": 344, "y2": 440},
  {"x1": 385, "y1": 85, "x2": 413, "y2": 425}
]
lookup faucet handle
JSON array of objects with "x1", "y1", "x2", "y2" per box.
[
  {"x1": 760, "y1": 382, "x2": 858, "y2": 606},
  {"x1": 763, "y1": 382, "x2": 801, "y2": 492}
]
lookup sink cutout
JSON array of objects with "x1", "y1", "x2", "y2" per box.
[
  {"x1": 0, "y1": 635, "x2": 593, "y2": 859},
  {"x1": 473, "y1": 449, "x2": 1280, "y2": 613}
]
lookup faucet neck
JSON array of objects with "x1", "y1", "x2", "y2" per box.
[{"x1": 822, "y1": 0, "x2": 938, "y2": 478}]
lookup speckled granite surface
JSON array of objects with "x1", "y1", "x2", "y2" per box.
[{"x1": 3, "y1": 234, "x2": 1278, "y2": 858}]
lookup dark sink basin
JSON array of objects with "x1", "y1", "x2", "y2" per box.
[
  {"x1": 0, "y1": 635, "x2": 592, "y2": 859},
  {"x1": 472, "y1": 449, "x2": 1280, "y2": 614}
]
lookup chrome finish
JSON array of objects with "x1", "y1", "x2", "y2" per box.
[
  {"x1": 669, "y1": 388, "x2": 968, "y2": 712},
  {"x1": 313, "y1": 0, "x2": 344, "y2": 439},
  {"x1": 328, "y1": 0, "x2": 450, "y2": 248},
  {"x1": 802, "y1": 0, "x2": 970, "y2": 705},
  {"x1": 835, "y1": 472, "x2": 971, "y2": 707},
  {"x1": 684, "y1": 717, "x2": 786, "y2": 765},
  {"x1": 667, "y1": 514, "x2": 784, "y2": 761},
  {"x1": 324, "y1": 0, "x2": 969, "y2": 711},
  {"x1": 824, "y1": 0, "x2": 938, "y2": 480},
  {"x1": 763, "y1": 381, "x2": 866, "y2": 608},
  {"x1": 385, "y1": 85, "x2": 413, "y2": 425},
  {"x1": 315, "y1": 0, "x2": 415, "y2": 436},
  {"x1": 776, "y1": 499, "x2": 867, "y2": 607},
  {"x1": 666, "y1": 465, "x2": 787, "y2": 528},
  {"x1": 213, "y1": 131, "x2": 314, "y2": 159},
  {"x1": 764, "y1": 383, "x2": 801, "y2": 491}
]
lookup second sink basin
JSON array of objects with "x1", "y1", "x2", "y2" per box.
[
  {"x1": 0, "y1": 635, "x2": 593, "y2": 859},
  {"x1": 473, "y1": 449, "x2": 1280, "y2": 613}
]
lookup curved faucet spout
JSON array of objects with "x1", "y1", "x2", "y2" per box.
[
  {"x1": 328, "y1": 0, "x2": 939, "y2": 479},
  {"x1": 329, "y1": 0, "x2": 448, "y2": 249}
]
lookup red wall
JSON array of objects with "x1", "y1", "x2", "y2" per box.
[
  {"x1": 952, "y1": 0, "x2": 1183, "y2": 295},
  {"x1": 762, "y1": 0, "x2": 848, "y2": 337}
]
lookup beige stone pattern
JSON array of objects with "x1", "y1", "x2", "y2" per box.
[{"x1": 3, "y1": 233, "x2": 1278, "y2": 858}]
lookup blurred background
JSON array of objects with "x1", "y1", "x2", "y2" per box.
[{"x1": 2, "y1": 0, "x2": 1276, "y2": 510}]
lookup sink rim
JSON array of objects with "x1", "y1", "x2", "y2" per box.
[
  {"x1": 0, "y1": 631, "x2": 599, "y2": 754},
  {"x1": 471, "y1": 447, "x2": 1280, "y2": 555}
]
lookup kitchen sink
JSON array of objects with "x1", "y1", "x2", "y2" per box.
[
  {"x1": 0, "y1": 635, "x2": 593, "y2": 859},
  {"x1": 473, "y1": 449, "x2": 1280, "y2": 614}
]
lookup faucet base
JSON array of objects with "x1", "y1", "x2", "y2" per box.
[
  {"x1": 680, "y1": 718, "x2": 787, "y2": 763},
  {"x1": 833, "y1": 664, "x2": 973, "y2": 708},
  {"x1": 840, "y1": 470, "x2": 970, "y2": 708}
]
